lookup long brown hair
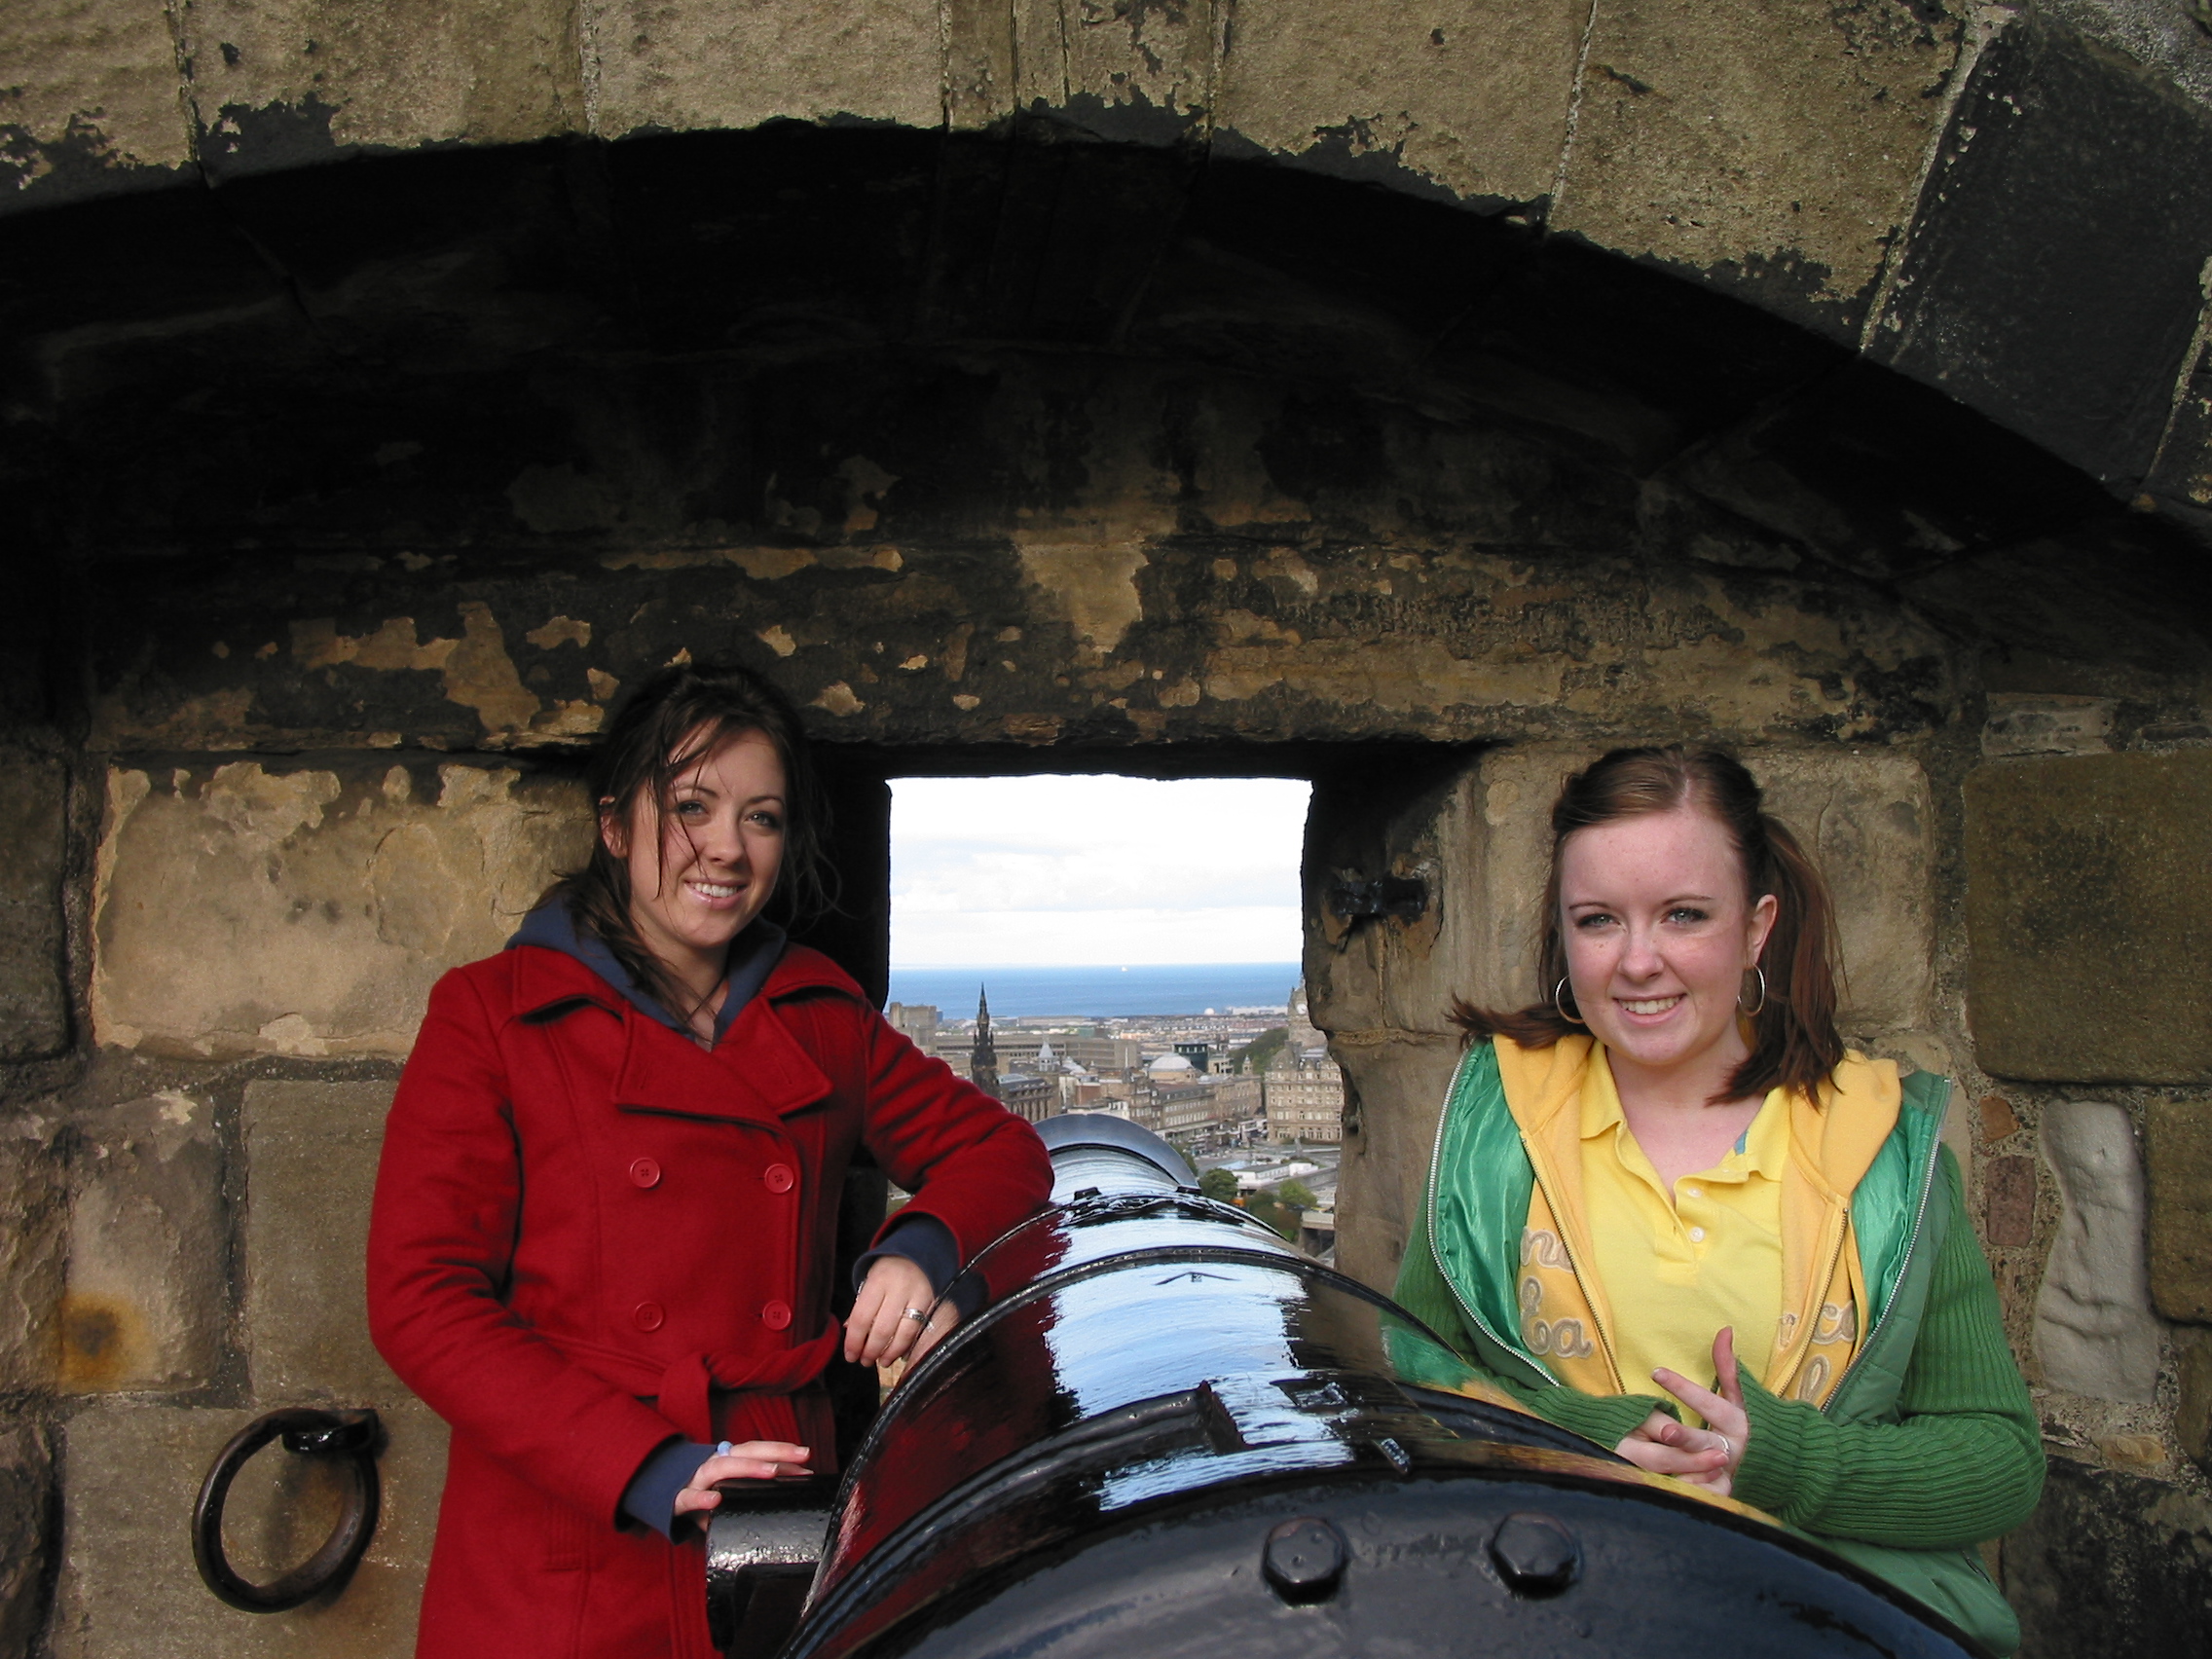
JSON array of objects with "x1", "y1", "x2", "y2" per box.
[
  {"x1": 538, "y1": 663, "x2": 832, "y2": 1019},
  {"x1": 1449, "y1": 747, "x2": 1845, "y2": 1102}
]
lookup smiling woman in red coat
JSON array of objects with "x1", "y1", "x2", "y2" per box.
[{"x1": 367, "y1": 663, "x2": 1052, "y2": 1659}]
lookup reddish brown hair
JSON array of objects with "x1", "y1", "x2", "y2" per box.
[
  {"x1": 1448, "y1": 747, "x2": 1845, "y2": 1102},
  {"x1": 538, "y1": 663, "x2": 831, "y2": 1020}
]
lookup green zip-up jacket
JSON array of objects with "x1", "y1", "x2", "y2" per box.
[{"x1": 1393, "y1": 1041, "x2": 2044, "y2": 1655}]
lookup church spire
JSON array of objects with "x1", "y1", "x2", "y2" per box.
[{"x1": 971, "y1": 984, "x2": 1001, "y2": 1100}]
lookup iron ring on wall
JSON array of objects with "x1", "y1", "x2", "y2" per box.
[{"x1": 192, "y1": 1407, "x2": 382, "y2": 1612}]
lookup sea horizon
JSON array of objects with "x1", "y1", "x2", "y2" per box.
[{"x1": 885, "y1": 962, "x2": 1302, "y2": 1020}]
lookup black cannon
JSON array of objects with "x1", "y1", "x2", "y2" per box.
[{"x1": 707, "y1": 1115, "x2": 1981, "y2": 1659}]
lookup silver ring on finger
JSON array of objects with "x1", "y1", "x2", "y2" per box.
[
  {"x1": 1714, "y1": 1434, "x2": 1732, "y2": 1461},
  {"x1": 903, "y1": 1307, "x2": 929, "y2": 1324}
]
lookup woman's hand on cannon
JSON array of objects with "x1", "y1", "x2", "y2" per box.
[
  {"x1": 845, "y1": 1256, "x2": 959, "y2": 1368},
  {"x1": 672, "y1": 1441, "x2": 814, "y2": 1526},
  {"x1": 1614, "y1": 1327, "x2": 1748, "y2": 1495}
]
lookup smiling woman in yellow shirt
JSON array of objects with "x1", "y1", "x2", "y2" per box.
[
  {"x1": 1393, "y1": 747, "x2": 2042, "y2": 1655},
  {"x1": 1571, "y1": 1058, "x2": 1791, "y2": 1417}
]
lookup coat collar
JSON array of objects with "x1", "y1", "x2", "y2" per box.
[{"x1": 506, "y1": 943, "x2": 865, "y2": 1124}]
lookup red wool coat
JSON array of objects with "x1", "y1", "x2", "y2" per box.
[{"x1": 366, "y1": 943, "x2": 1051, "y2": 1659}]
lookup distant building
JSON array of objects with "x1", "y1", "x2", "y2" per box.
[
  {"x1": 886, "y1": 1002, "x2": 940, "y2": 1047},
  {"x1": 1265, "y1": 1054, "x2": 1345, "y2": 1144},
  {"x1": 1211, "y1": 1073, "x2": 1264, "y2": 1128},
  {"x1": 998, "y1": 1071, "x2": 1056, "y2": 1124},
  {"x1": 933, "y1": 1031, "x2": 1140, "y2": 1076},
  {"x1": 1173, "y1": 1040, "x2": 1211, "y2": 1074},
  {"x1": 1264, "y1": 983, "x2": 1346, "y2": 1143},
  {"x1": 971, "y1": 986, "x2": 1000, "y2": 1100}
]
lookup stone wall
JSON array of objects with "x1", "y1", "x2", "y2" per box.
[{"x1": 1, "y1": 70, "x2": 2209, "y2": 1659}]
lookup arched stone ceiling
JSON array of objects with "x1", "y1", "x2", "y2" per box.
[{"x1": 5, "y1": 0, "x2": 2210, "y2": 539}]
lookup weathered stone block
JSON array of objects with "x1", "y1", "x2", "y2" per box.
[
  {"x1": 61, "y1": 1091, "x2": 226, "y2": 1393},
  {"x1": 0, "y1": 1120, "x2": 66, "y2": 1392},
  {"x1": 93, "y1": 760, "x2": 589, "y2": 1057},
  {"x1": 1551, "y1": 0, "x2": 1963, "y2": 338},
  {"x1": 1985, "y1": 1154, "x2": 2036, "y2": 1249},
  {"x1": 0, "y1": 1421, "x2": 53, "y2": 1659},
  {"x1": 1868, "y1": 18, "x2": 2212, "y2": 492},
  {"x1": 1011, "y1": 0, "x2": 1221, "y2": 131},
  {"x1": 2145, "y1": 1098, "x2": 2212, "y2": 1323},
  {"x1": 0, "y1": 0, "x2": 196, "y2": 205},
  {"x1": 245, "y1": 1080, "x2": 404, "y2": 1405},
  {"x1": 179, "y1": 0, "x2": 582, "y2": 170},
  {"x1": 1215, "y1": 0, "x2": 1584, "y2": 207},
  {"x1": 0, "y1": 753, "x2": 69, "y2": 1059},
  {"x1": 1965, "y1": 751, "x2": 2212, "y2": 1083},
  {"x1": 584, "y1": 0, "x2": 941, "y2": 140},
  {"x1": 1751, "y1": 751, "x2": 1934, "y2": 1031},
  {"x1": 1979, "y1": 1093, "x2": 2021, "y2": 1142},
  {"x1": 1981, "y1": 692, "x2": 2117, "y2": 757},
  {"x1": 2032, "y1": 1101, "x2": 2159, "y2": 1403},
  {"x1": 2005, "y1": 1457, "x2": 2212, "y2": 1659},
  {"x1": 2178, "y1": 1327, "x2": 2212, "y2": 1480},
  {"x1": 51, "y1": 1400, "x2": 444, "y2": 1659}
]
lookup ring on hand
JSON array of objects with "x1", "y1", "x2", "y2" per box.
[
  {"x1": 903, "y1": 1307, "x2": 929, "y2": 1324},
  {"x1": 1714, "y1": 1434, "x2": 1733, "y2": 1462}
]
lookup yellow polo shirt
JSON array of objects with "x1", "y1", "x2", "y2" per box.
[{"x1": 1579, "y1": 1054, "x2": 1790, "y2": 1421}]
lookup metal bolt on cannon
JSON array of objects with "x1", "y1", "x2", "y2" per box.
[{"x1": 707, "y1": 1115, "x2": 1984, "y2": 1659}]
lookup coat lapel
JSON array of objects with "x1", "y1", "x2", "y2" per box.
[
  {"x1": 612, "y1": 994, "x2": 830, "y2": 1124},
  {"x1": 509, "y1": 938, "x2": 843, "y2": 1124}
]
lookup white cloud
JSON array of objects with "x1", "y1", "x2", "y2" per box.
[{"x1": 890, "y1": 775, "x2": 1310, "y2": 966}]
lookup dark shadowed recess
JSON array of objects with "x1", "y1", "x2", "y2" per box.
[{"x1": 0, "y1": 118, "x2": 2186, "y2": 571}]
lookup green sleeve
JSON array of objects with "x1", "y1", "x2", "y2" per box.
[
  {"x1": 1392, "y1": 1170, "x2": 1669, "y2": 1454},
  {"x1": 1730, "y1": 1155, "x2": 2046, "y2": 1547}
]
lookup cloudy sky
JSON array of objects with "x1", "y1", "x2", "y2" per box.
[{"x1": 890, "y1": 775, "x2": 1312, "y2": 966}]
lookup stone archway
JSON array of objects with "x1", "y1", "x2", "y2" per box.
[{"x1": 1, "y1": 82, "x2": 2208, "y2": 1657}]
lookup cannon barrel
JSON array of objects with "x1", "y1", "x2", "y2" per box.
[{"x1": 709, "y1": 1115, "x2": 1980, "y2": 1659}]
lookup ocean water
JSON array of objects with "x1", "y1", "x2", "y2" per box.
[{"x1": 885, "y1": 963, "x2": 1302, "y2": 1019}]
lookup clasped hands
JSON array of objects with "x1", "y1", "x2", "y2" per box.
[
  {"x1": 1613, "y1": 1327, "x2": 1748, "y2": 1496},
  {"x1": 675, "y1": 1256, "x2": 956, "y2": 1525}
]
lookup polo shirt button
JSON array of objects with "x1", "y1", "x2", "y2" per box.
[
  {"x1": 629, "y1": 1158, "x2": 662, "y2": 1189},
  {"x1": 761, "y1": 1300, "x2": 792, "y2": 1331},
  {"x1": 634, "y1": 1302, "x2": 665, "y2": 1332},
  {"x1": 763, "y1": 1163, "x2": 794, "y2": 1195},
  {"x1": 1688, "y1": 1226, "x2": 1706, "y2": 1243},
  {"x1": 1682, "y1": 1186, "x2": 1703, "y2": 1199}
]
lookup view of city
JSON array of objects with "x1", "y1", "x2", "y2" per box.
[
  {"x1": 886, "y1": 977, "x2": 1346, "y2": 1263},
  {"x1": 887, "y1": 774, "x2": 1343, "y2": 1258}
]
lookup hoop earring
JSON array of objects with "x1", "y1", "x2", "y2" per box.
[
  {"x1": 1739, "y1": 965, "x2": 1768, "y2": 1017},
  {"x1": 1553, "y1": 977, "x2": 1587, "y2": 1026}
]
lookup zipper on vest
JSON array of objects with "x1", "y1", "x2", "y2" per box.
[
  {"x1": 1819, "y1": 1080, "x2": 1948, "y2": 1417},
  {"x1": 1426, "y1": 1049, "x2": 1557, "y2": 1388}
]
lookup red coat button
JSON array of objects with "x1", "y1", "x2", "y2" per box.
[
  {"x1": 629, "y1": 1158, "x2": 662, "y2": 1189},
  {"x1": 760, "y1": 1300, "x2": 792, "y2": 1331},
  {"x1": 763, "y1": 1163, "x2": 794, "y2": 1195},
  {"x1": 633, "y1": 1302, "x2": 665, "y2": 1332}
]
